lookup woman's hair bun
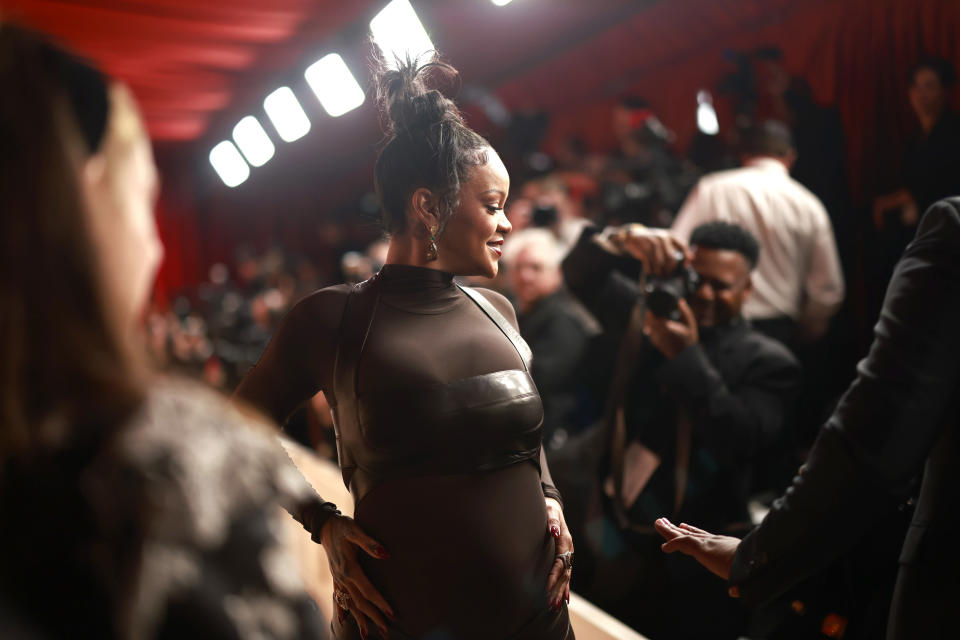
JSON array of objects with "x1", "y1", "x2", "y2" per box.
[
  {"x1": 372, "y1": 52, "x2": 490, "y2": 234},
  {"x1": 376, "y1": 53, "x2": 463, "y2": 136}
]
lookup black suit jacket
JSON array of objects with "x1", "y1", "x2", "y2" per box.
[
  {"x1": 730, "y1": 198, "x2": 960, "y2": 638},
  {"x1": 562, "y1": 226, "x2": 801, "y2": 531}
]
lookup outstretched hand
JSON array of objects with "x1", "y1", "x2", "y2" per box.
[{"x1": 655, "y1": 518, "x2": 741, "y2": 597}]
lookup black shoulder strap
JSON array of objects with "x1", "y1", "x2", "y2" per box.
[
  {"x1": 458, "y1": 284, "x2": 532, "y2": 371},
  {"x1": 332, "y1": 277, "x2": 380, "y2": 402},
  {"x1": 330, "y1": 277, "x2": 380, "y2": 491}
]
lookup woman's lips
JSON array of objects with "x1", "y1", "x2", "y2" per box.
[{"x1": 487, "y1": 240, "x2": 503, "y2": 257}]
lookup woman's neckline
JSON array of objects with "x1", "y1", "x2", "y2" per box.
[
  {"x1": 378, "y1": 263, "x2": 455, "y2": 285},
  {"x1": 376, "y1": 263, "x2": 460, "y2": 314}
]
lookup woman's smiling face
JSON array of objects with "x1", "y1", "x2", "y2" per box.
[{"x1": 434, "y1": 148, "x2": 512, "y2": 278}]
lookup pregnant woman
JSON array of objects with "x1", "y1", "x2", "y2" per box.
[{"x1": 236, "y1": 57, "x2": 575, "y2": 640}]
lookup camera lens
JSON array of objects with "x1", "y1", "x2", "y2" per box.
[{"x1": 646, "y1": 286, "x2": 680, "y2": 318}]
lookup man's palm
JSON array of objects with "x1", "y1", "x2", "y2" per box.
[{"x1": 655, "y1": 518, "x2": 740, "y2": 584}]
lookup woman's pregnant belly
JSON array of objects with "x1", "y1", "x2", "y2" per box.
[{"x1": 354, "y1": 462, "x2": 554, "y2": 639}]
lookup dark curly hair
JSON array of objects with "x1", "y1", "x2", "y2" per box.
[
  {"x1": 689, "y1": 221, "x2": 761, "y2": 269},
  {"x1": 373, "y1": 53, "x2": 490, "y2": 234}
]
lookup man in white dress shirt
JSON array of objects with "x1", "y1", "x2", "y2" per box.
[{"x1": 671, "y1": 121, "x2": 844, "y2": 345}]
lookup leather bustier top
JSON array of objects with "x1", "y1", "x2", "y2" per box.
[{"x1": 328, "y1": 267, "x2": 544, "y2": 504}]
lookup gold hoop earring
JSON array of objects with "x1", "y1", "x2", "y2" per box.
[{"x1": 426, "y1": 224, "x2": 439, "y2": 262}]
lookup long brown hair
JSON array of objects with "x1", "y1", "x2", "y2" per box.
[{"x1": 0, "y1": 23, "x2": 145, "y2": 462}]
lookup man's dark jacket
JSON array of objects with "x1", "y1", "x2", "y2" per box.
[
  {"x1": 728, "y1": 199, "x2": 960, "y2": 639},
  {"x1": 517, "y1": 290, "x2": 591, "y2": 444},
  {"x1": 562, "y1": 226, "x2": 801, "y2": 531}
]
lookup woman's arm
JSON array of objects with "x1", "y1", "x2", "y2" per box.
[
  {"x1": 540, "y1": 447, "x2": 563, "y2": 507},
  {"x1": 235, "y1": 285, "x2": 396, "y2": 636},
  {"x1": 234, "y1": 287, "x2": 351, "y2": 541},
  {"x1": 235, "y1": 287, "x2": 348, "y2": 426}
]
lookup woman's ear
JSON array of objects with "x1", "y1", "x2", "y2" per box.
[{"x1": 407, "y1": 187, "x2": 440, "y2": 233}]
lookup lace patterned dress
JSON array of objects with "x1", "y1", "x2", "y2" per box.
[{"x1": 0, "y1": 379, "x2": 328, "y2": 639}]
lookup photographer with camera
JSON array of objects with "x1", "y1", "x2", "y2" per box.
[{"x1": 558, "y1": 221, "x2": 800, "y2": 639}]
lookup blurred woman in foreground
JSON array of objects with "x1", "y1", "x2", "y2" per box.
[{"x1": 0, "y1": 24, "x2": 326, "y2": 639}]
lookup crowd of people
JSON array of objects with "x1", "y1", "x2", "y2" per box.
[
  {"x1": 2, "y1": 17, "x2": 959, "y2": 640},
  {"x1": 134, "y1": 46, "x2": 958, "y2": 640}
]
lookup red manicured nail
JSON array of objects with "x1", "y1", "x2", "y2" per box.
[
  {"x1": 551, "y1": 526, "x2": 560, "y2": 538},
  {"x1": 374, "y1": 545, "x2": 390, "y2": 559}
]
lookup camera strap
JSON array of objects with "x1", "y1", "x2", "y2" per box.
[
  {"x1": 605, "y1": 276, "x2": 649, "y2": 530},
  {"x1": 604, "y1": 273, "x2": 693, "y2": 532}
]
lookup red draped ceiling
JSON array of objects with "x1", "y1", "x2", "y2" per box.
[
  {"x1": 520, "y1": 0, "x2": 960, "y2": 206},
  {"x1": 2, "y1": 0, "x2": 379, "y2": 140},
  {"x1": 5, "y1": 0, "x2": 960, "y2": 300}
]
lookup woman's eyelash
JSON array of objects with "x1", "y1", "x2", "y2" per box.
[{"x1": 486, "y1": 205, "x2": 504, "y2": 212}]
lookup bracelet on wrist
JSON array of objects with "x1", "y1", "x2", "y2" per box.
[{"x1": 305, "y1": 500, "x2": 341, "y2": 544}]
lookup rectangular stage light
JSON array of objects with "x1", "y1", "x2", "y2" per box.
[
  {"x1": 491, "y1": 0, "x2": 514, "y2": 5},
  {"x1": 209, "y1": 141, "x2": 250, "y2": 187},
  {"x1": 232, "y1": 116, "x2": 275, "y2": 167},
  {"x1": 370, "y1": 0, "x2": 435, "y2": 68},
  {"x1": 264, "y1": 87, "x2": 311, "y2": 142},
  {"x1": 305, "y1": 53, "x2": 365, "y2": 117}
]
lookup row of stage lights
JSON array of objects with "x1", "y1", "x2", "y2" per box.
[{"x1": 210, "y1": 0, "x2": 514, "y2": 187}]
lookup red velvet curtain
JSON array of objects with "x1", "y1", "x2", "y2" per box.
[{"x1": 532, "y1": 0, "x2": 960, "y2": 207}]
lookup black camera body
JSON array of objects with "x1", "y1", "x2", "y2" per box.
[{"x1": 644, "y1": 263, "x2": 700, "y2": 321}]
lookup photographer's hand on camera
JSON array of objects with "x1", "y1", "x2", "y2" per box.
[
  {"x1": 643, "y1": 298, "x2": 699, "y2": 359},
  {"x1": 601, "y1": 223, "x2": 691, "y2": 276}
]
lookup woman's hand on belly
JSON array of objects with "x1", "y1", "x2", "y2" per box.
[
  {"x1": 545, "y1": 497, "x2": 574, "y2": 611},
  {"x1": 320, "y1": 514, "x2": 395, "y2": 637}
]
